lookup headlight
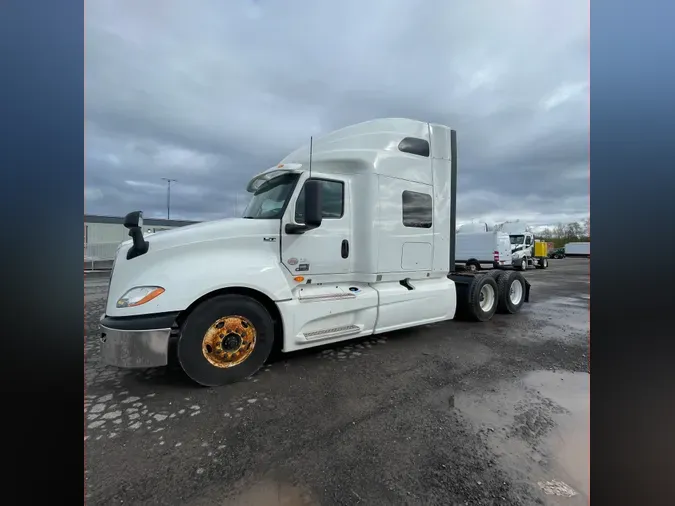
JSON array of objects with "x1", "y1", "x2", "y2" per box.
[{"x1": 116, "y1": 286, "x2": 165, "y2": 308}]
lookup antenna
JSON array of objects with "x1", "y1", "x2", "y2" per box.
[{"x1": 309, "y1": 136, "x2": 313, "y2": 178}]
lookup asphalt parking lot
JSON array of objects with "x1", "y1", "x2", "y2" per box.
[{"x1": 85, "y1": 258, "x2": 589, "y2": 505}]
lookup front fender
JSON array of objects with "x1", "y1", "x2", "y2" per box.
[{"x1": 105, "y1": 246, "x2": 292, "y2": 317}]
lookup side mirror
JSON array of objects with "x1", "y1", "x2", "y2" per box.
[
  {"x1": 123, "y1": 210, "x2": 149, "y2": 259},
  {"x1": 303, "y1": 179, "x2": 323, "y2": 229},
  {"x1": 285, "y1": 179, "x2": 323, "y2": 235},
  {"x1": 124, "y1": 211, "x2": 143, "y2": 229}
]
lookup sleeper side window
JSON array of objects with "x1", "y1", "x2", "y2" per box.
[{"x1": 402, "y1": 190, "x2": 432, "y2": 228}]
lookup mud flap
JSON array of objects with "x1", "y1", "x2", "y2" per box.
[{"x1": 523, "y1": 278, "x2": 531, "y2": 303}]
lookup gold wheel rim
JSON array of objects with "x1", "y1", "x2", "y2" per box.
[{"x1": 202, "y1": 315, "x2": 256, "y2": 368}]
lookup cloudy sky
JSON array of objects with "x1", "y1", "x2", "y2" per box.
[{"x1": 85, "y1": 0, "x2": 588, "y2": 228}]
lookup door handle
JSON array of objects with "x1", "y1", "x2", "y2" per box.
[{"x1": 341, "y1": 239, "x2": 349, "y2": 259}]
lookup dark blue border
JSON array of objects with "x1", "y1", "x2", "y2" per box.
[
  {"x1": 1, "y1": 0, "x2": 84, "y2": 379},
  {"x1": 2, "y1": 0, "x2": 675, "y2": 502},
  {"x1": 1, "y1": 0, "x2": 83, "y2": 499},
  {"x1": 592, "y1": 0, "x2": 675, "y2": 504}
]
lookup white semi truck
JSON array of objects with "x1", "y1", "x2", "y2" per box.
[
  {"x1": 494, "y1": 220, "x2": 549, "y2": 271},
  {"x1": 99, "y1": 119, "x2": 531, "y2": 387}
]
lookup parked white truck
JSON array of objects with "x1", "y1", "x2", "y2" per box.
[
  {"x1": 455, "y1": 229, "x2": 513, "y2": 271},
  {"x1": 494, "y1": 220, "x2": 549, "y2": 271},
  {"x1": 564, "y1": 241, "x2": 590, "y2": 257},
  {"x1": 99, "y1": 119, "x2": 531, "y2": 386}
]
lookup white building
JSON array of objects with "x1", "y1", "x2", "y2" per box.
[{"x1": 84, "y1": 214, "x2": 200, "y2": 263}]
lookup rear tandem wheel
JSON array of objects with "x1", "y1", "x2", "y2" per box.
[
  {"x1": 488, "y1": 270, "x2": 527, "y2": 314},
  {"x1": 455, "y1": 274, "x2": 499, "y2": 322}
]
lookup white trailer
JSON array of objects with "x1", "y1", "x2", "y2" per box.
[
  {"x1": 494, "y1": 220, "x2": 549, "y2": 271},
  {"x1": 99, "y1": 118, "x2": 532, "y2": 387},
  {"x1": 564, "y1": 242, "x2": 590, "y2": 257},
  {"x1": 455, "y1": 231, "x2": 513, "y2": 271},
  {"x1": 456, "y1": 222, "x2": 491, "y2": 233}
]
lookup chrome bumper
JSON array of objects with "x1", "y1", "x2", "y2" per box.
[{"x1": 100, "y1": 324, "x2": 171, "y2": 368}]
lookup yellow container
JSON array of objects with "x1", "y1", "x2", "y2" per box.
[{"x1": 534, "y1": 241, "x2": 548, "y2": 257}]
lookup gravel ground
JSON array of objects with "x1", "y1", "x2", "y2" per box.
[{"x1": 84, "y1": 259, "x2": 589, "y2": 505}]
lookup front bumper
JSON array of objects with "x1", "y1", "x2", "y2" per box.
[{"x1": 99, "y1": 312, "x2": 179, "y2": 368}]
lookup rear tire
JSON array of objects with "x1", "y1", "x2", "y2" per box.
[
  {"x1": 537, "y1": 258, "x2": 548, "y2": 269},
  {"x1": 466, "y1": 260, "x2": 480, "y2": 272},
  {"x1": 177, "y1": 295, "x2": 275, "y2": 387},
  {"x1": 486, "y1": 269, "x2": 505, "y2": 281},
  {"x1": 457, "y1": 275, "x2": 499, "y2": 322},
  {"x1": 496, "y1": 271, "x2": 527, "y2": 314}
]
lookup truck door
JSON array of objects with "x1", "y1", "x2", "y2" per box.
[
  {"x1": 280, "y1": 177, "x2": 351, "y2": 276},
  {"x1": 499, "y1": 234, "x2": 512, "y2": 265},
  {"x1": 525, "y1": 234, "x2": 533, "y2": 253}
]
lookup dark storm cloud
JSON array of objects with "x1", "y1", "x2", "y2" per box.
[{"x1": 85, "y1": 0, "x2": 588, "y2": 226}]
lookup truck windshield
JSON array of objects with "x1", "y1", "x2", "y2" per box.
[
  {"x1": 242, "y1": 172, "x2": 300, "y2": 219},
  {"x1": 510, "y1": 235, "x2": 525, "y2": 245}
]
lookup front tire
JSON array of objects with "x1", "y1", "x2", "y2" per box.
[
  {"x1": 520, "y1": 258, "x2": 528, "y2": 271},
  {"x1": 177, "y1": 295, "x2": 275, "y2": 387}
]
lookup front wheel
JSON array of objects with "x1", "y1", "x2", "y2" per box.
[
  {"x1": 177, "y1": 295, "x2": 275, "y2": 387},
  {"x1": 520, "y1": 258, "x2": 528, "y2": 271}
]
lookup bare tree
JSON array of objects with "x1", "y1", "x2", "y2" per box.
[
  {"x1": 582, "y1": 216, "x2": 590, "y2": 238},
  {"x1": 565, "y1": 222, "x2": 584, "y2": 240}
]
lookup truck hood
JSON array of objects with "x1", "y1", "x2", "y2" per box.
[
  {"x1": 124, "y1": 218, "x2": 280, "y2": 254},
  {"x1": 107, "y1": 217, "x2": 287, "y2": 317}
]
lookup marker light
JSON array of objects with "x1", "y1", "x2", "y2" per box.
[
  {"x1": 116, "y1": 286, "x2": 165, "y2": 308},
  {"x1": 293, "y1": 276, "x2": 305, "y2": 282}
]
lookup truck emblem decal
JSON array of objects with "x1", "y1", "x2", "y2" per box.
[
  {"x1": 263, "y1": 237, "x2": 276, "y2": 242},
  {"x1": 287, "y1": 258, "x2": 298, "y2": 265}
]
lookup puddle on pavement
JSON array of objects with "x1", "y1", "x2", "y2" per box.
[
  {"x1": 195, "y1": 480, "x2": 318, "y2": 506},
  {"x1": 525, "y1": 371, "x2": 589, "y2": 503},
  {"x1": 457, "y1": 370, "x2": 589, "y2": 505},
  {"x1": 537, "y1": 296, "x2": 589, "y2": 310},
  {"x1": 225, "y1": 481, "x2": 316, "y2": 506}
]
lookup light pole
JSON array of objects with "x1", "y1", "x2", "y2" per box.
[{"x1": 161, "y1": 178, "x2": 177, "y2": 219}]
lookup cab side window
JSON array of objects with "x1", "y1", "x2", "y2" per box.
[{"x1": 295, "y1": 179, "x2": 344, "y2": 223}]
